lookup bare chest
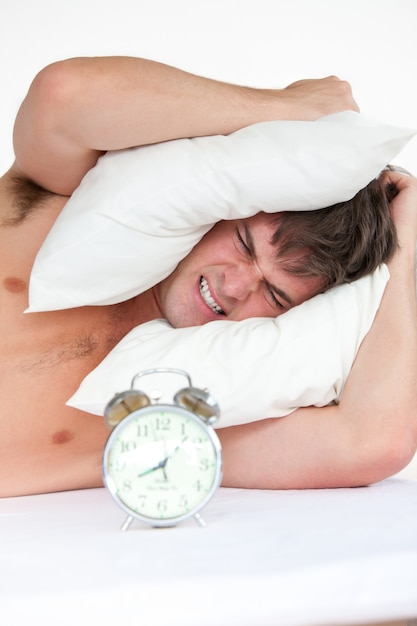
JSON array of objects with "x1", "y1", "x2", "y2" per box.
[
  {"x1": 0, "y1": 255, "x2": 141, "y2": 496},
  {"x1": 0, "y1": 174, "x2": 148, "y2": 495},
  {"x1": 0, "y1": 190, "x2": 139, "y2": 432}
]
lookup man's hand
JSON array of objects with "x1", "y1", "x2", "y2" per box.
[
  {"x1": 276, "y1": 75, "x2": 359, "y2": 120},
  {"x1": 381, "y1": 168, "x2": 417, "y2": 250}
]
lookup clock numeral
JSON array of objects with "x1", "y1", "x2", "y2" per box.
[
  {"x1": 199, "y1": 458, "x2": 210, "y2": 471},
  {"x1": 194, "y1": 437, "x2": 204, "y2": 450},
  {"x1": 113, "y1": 458, "x2": 126, "y2": 471},
  {"x1": 120, "y1": 440, "x2": 137, "y2": 453},
  {"x1": 194, "y1": 480, "x2": 203, "y2": 492},
  {"x1": 179, "y1": 495, "x2": 189, "y2": 509},
  {"x1": 137, "y1": 424, "x2": 149, "y2": 438},
  {"x1": 122, "y1": 480, "x2": 133, "y2": 492},
  {"x1": 156, "y1": 417, "x2": 171, "y2": 431},
  {"x1": 157, "y1": 499, "x2": 168, "y2": 513},
  {"x1": 138, "y1": 495, "x2": 147, "y2": 509}
]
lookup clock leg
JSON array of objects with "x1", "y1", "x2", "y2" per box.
[
  {"x1": 194, "y1": 512, "x2": 206, "y2": 527},
  {"x1": 121, "y1": 515, "x2": 134, "y2": 532}
]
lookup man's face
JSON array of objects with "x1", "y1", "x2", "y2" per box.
[{"x1": 153, "y1": 212, "x2": 325, "y2": 329}]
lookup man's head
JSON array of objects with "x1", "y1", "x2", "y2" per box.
[
  {"x1": 153, "y1": 175, "x2": 397, "y2": 328},
  {"x1": 268, "y1": 174, "x2": 397, "y2": 289}
]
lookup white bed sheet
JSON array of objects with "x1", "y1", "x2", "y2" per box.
[{"x1": 1, "y1": 478, "x2": 416, "y2": 626}]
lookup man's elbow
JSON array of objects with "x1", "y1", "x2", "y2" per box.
[
  {"x1": 13, "y1": 61, "x2": 76, "y2": 177},
  {"x1": 353, "y1": 422, "x2": 417, "y2": 486}
]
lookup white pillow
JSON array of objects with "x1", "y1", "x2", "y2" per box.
[
  {"x1": 68, "y1": 265, "x2": 389, "y2": 427},
  {"x1": 27, "y1": 111, "x2": 414, "y2": 312}
]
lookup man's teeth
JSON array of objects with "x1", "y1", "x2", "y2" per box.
[{"x1": 199, "y1": 277, "x2": 225, "y2": 315}]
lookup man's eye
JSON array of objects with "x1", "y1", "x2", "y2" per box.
[
  {"x1": 236, "y1": 229, "x2": 251, "y2": 254},
  {"x1": 268, "y1": 286, "x2": 285, "y2": 310}
]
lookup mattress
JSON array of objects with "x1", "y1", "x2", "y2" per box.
[{"x1": 1, "y1": 478, "x2": 416, "y2": 625}]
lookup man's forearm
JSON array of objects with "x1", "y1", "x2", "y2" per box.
[
  {"x1": 339, "y1": 243, "x2": 417, "y2": 466},
  {"x1": 338, "y1": 172, "x2": 417, "y2": 463},
  {"x1": 13, "y1": 56, "x2": 358, "y2": 195}
]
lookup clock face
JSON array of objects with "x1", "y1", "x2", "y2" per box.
[{"x1": 103, "y1": 404, "x2": 222, "y2": 525}]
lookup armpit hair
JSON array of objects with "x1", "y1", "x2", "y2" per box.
[{"x1": 4, "y1": 174, "x2": 54, "y2": 226}]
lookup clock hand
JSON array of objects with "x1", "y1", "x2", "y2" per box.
[
  {"x1": 138, "y1": 439, "x2": 186, "y2": 479},
  {"x1": 159, "y1": 439, "x2": 189, "y2": 480},
  {"x1": 138, "y1": 456, "x2": 168, "y2": 478}
]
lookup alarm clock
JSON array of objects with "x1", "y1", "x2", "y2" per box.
[{"x1": 102, "y1": 368, "x2": 223, "y2": 530}]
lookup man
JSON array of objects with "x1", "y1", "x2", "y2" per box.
[
  {"x1": 0, "y1": 56, "x2": 416, "y2": 497},
  {"x1": 155, "y1": 179, "x2": 397, "y2": 328}
]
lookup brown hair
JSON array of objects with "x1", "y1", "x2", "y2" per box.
[{"x1": 271, "y1": 176, "x2": 398, "y2": 290}]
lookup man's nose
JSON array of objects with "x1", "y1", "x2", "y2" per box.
[{"x1": 223, "y1": 263, "x2": 262, "y2": 300}]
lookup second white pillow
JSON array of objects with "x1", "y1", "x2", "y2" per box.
[{"x1": 68, "y1": 265, "x2": 389, "y2": 427}]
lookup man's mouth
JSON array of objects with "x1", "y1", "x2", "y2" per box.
[{"x1": 199, "y1": 277, "x2": 225, "y2": 315}]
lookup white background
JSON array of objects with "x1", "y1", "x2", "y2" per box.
[
  {"x1": 1, "y1": 0, "x2": 417, "y2": 478},
  {"x1": 1, "y1": 0, "x2": 416, "y2": 174}
]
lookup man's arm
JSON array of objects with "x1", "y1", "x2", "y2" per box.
[
  {"x1": 220, "y1": 170, "x2": 417, "y2": 489},
  {"x1": 12, "y1": 56, "x2": 358, "y2": 195}
]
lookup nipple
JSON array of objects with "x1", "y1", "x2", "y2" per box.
[
  {"x1": 51, "y1": 430, "x2": 74, "y2": 445},
  {"x1": 3, "y1": 276, "x2": 27, "y2": 293}
]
